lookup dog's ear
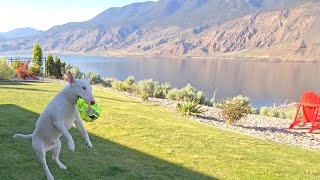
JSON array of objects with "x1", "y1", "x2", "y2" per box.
[{"x1": 66, "y1": 71, "x2": 75, "y2": 84}]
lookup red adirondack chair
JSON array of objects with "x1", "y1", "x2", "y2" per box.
[{"x1": 289, "y1": 91, "x2": 320, "y2": 133}]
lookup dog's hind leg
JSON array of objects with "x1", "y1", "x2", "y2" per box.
[
  {"x1": 32, "y1": 135, "x2": 54, "y2": 180},
  {"x1": 51, "y1": 138, "x2": 67, "y2": 170}
]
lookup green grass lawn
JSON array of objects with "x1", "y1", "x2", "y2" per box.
[{"x1": 1, "y1": 82, "x2": 320, "y2": 180}]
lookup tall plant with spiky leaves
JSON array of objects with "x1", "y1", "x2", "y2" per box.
[{"x1": 176, "y1": 100, "x2": 204, "y2": 116}]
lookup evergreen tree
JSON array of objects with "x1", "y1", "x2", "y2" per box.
[
  {"x1": 61, "y1": 62, "x2": 66, "y2": 74},
  {"x1": 46, "y1": 53, "x2": 55, "y2": 76},
  {"x1": 32, "y1": 44, "x2": 43, "y2": 74},
  {"x1": 54, "y1": 56, "x2": 62, "y2": 78}
]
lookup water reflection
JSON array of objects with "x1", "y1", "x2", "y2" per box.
[{"x1": 59, "y1": 55, "x2": 320, "y2": 107}]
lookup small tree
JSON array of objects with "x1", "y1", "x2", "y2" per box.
[
  {"x1": 54, "y1": 56, "x2": 62, "y2": 78},
  {"x1": 46, "y1": 53, "x2": 55, "y2": 77},
  {"x1": 31, "y1": 44, "x2": 43, "y2": 74},
  {"x1": 15, "y1": 60, "x2": 36, "y2": 79}
]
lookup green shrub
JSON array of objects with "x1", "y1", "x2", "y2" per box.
[
  {"x1": 124, "y1": 76, "x2": 135, "y2": 86},
  {"x1": 196, "y1": 91, "x2": 206, "y2": 105},
  {"x1": 268, "y1": 107, "x2": 280, "y2": 118},
  {"x1": 259, "y1": 106, "x2": 269, "y2": 116},
  {"x1": 283, "y1": 106, "x2": 298, "y2": 119},
  {"x1": 166, "y1": 88, "x2": 179, "y2": 100},
  {"x1": 141, "y1": 93, "x2": 149, "y2": 101},
  {"x1": 204, "y1": 99, "x2": 213, "y2": 107},
  {"x1": 30, "y1": 64, "x2": 41, "y2": 75},
  {"x1": 219, "y1": 95, "x2": 253, "y2": 124},
  {"x1": 0, "y1": 58, "x2": 15, "y2": 80},
  {"x1": 127, "y1": 83, "x2": 139, "y2": 94},
  {"x1": 250, "y1": 107, "x2": 258, "y2": 114},
  {"x1": 65, "y1": 64, "x2": 85, "y2": 79},
  {"x1": 104, "y1": 78, "x2": 115, "y2": 87},
  {"x1": 11, "y1": 60, "x2": 23, "y2": 69},
  {"x1": 259, "y1": 105, "x2": 298, "y2": 119},
  {"x1": 87, "y1": 72, "x2": 103, "y2": 85},
  {"x1": 161, "y1": 82, "x2": 172, "y2": 96},
  {"x1": 112, "y1": 80, "x2": 127, "y2": 92},
  {"x1": 176, "y1": 101, "x2": 204, "y2": 116},
  {"x1": 135, "y1": 79, "x2": 158, "y2": 96},
  {"x1": 176, "y1": 84, "x2": 197, "y2": 101},
  {"x1": 153, "y1": 84, "x2": 165, "y2": 98}
]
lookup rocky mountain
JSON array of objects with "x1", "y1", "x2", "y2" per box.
[
  {"x1": 1, "y1": 0, "x2": 319, "y2": 60},
  {"x1": 0, "y1": 27, "x2": 41, "y2": 40},
  {"x1": 142, "y1": 0, "x2": 320, "y2": 60}
]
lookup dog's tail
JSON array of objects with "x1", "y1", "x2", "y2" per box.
[{"x1": 13, "y1": 133, "x2": 33, "y2": 139}]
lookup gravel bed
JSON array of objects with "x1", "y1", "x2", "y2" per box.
[
  {"x1": 146, "y1": 96, "x2": 320, "y2": 151},
  {"x1": 2, "y1": 78, "x2": 320, "y2": 151}
]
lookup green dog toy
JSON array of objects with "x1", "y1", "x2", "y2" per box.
[{"x1": 76, "y1": 97, "x2": 101, "y2": 122}]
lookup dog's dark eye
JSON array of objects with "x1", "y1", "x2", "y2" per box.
[{"x1": 82, "y1": 87, "x2": 86, "y2": 90}]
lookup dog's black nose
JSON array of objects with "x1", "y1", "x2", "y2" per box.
[{"x1": 90, "y1": 101, "x2": 95, "y2": 105}]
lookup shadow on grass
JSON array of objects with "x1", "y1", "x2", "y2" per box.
[
  {"x1": 234, "y1": 123, "x2": 305, "y2": 136},
  {"x1": 95, "y1": 96, "x2": 141, "y2": 104},
  {"x1": 0, "y1": 81, "x2": 33, "y2": 86},
  {"x1": 0, "y1": 86, "x2": 58, "y2": 93},
  {"x1": 0, "y1": 104, "x2": 216, "y2": 180}
]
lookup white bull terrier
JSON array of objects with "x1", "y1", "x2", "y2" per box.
[{"x1": 14, "y1": 71, "x2": 95, "y2": 180}]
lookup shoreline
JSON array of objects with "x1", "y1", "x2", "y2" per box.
[{"x1": 2, "y1": 50, "x2": 320, "y2": 62}]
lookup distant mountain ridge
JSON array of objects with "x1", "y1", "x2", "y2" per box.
[
  {"x1": 1, "y1": 0, "x2": 319, "y2": 60},
  {"x1": 0, "y1": 27, "x2": 41, "y2": 40}
]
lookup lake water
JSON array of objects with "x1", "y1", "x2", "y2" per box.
[{"x1": 3, "y1": 54, "x2": 320, "y2": 108}]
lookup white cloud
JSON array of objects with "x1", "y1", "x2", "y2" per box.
[{"x1": 0, "y1": 7, "x2": 104, "y2": 32}]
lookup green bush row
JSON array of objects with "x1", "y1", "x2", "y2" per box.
[
  {"x1": 259, "y1": 106, "x2": 297, "y2": 119},
  {"x1": 107, "y1": 76, "x2": 213, "y2": 106}
]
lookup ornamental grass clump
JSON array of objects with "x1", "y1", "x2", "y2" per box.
[{"x1": 176, "y1": 100, "x2": 204, "y2": 116}]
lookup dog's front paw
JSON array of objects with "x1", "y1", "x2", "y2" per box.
[
  {"x1": 59, "y1": 164, "x2": 67, "y2": 170},
  {"x1": 68, "y1": 141, "x2": 75, "y2": 151},
  {"x1": 47, "y1": 173, "x2": 54, "y2": 180},
  {"x1": 86, "y1": 141, "x2": 93, "y2": 148}
]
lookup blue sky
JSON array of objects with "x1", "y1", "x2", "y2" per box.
[{"x1": 0, "y1": 0, "x2": 156, "y2": 32}]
